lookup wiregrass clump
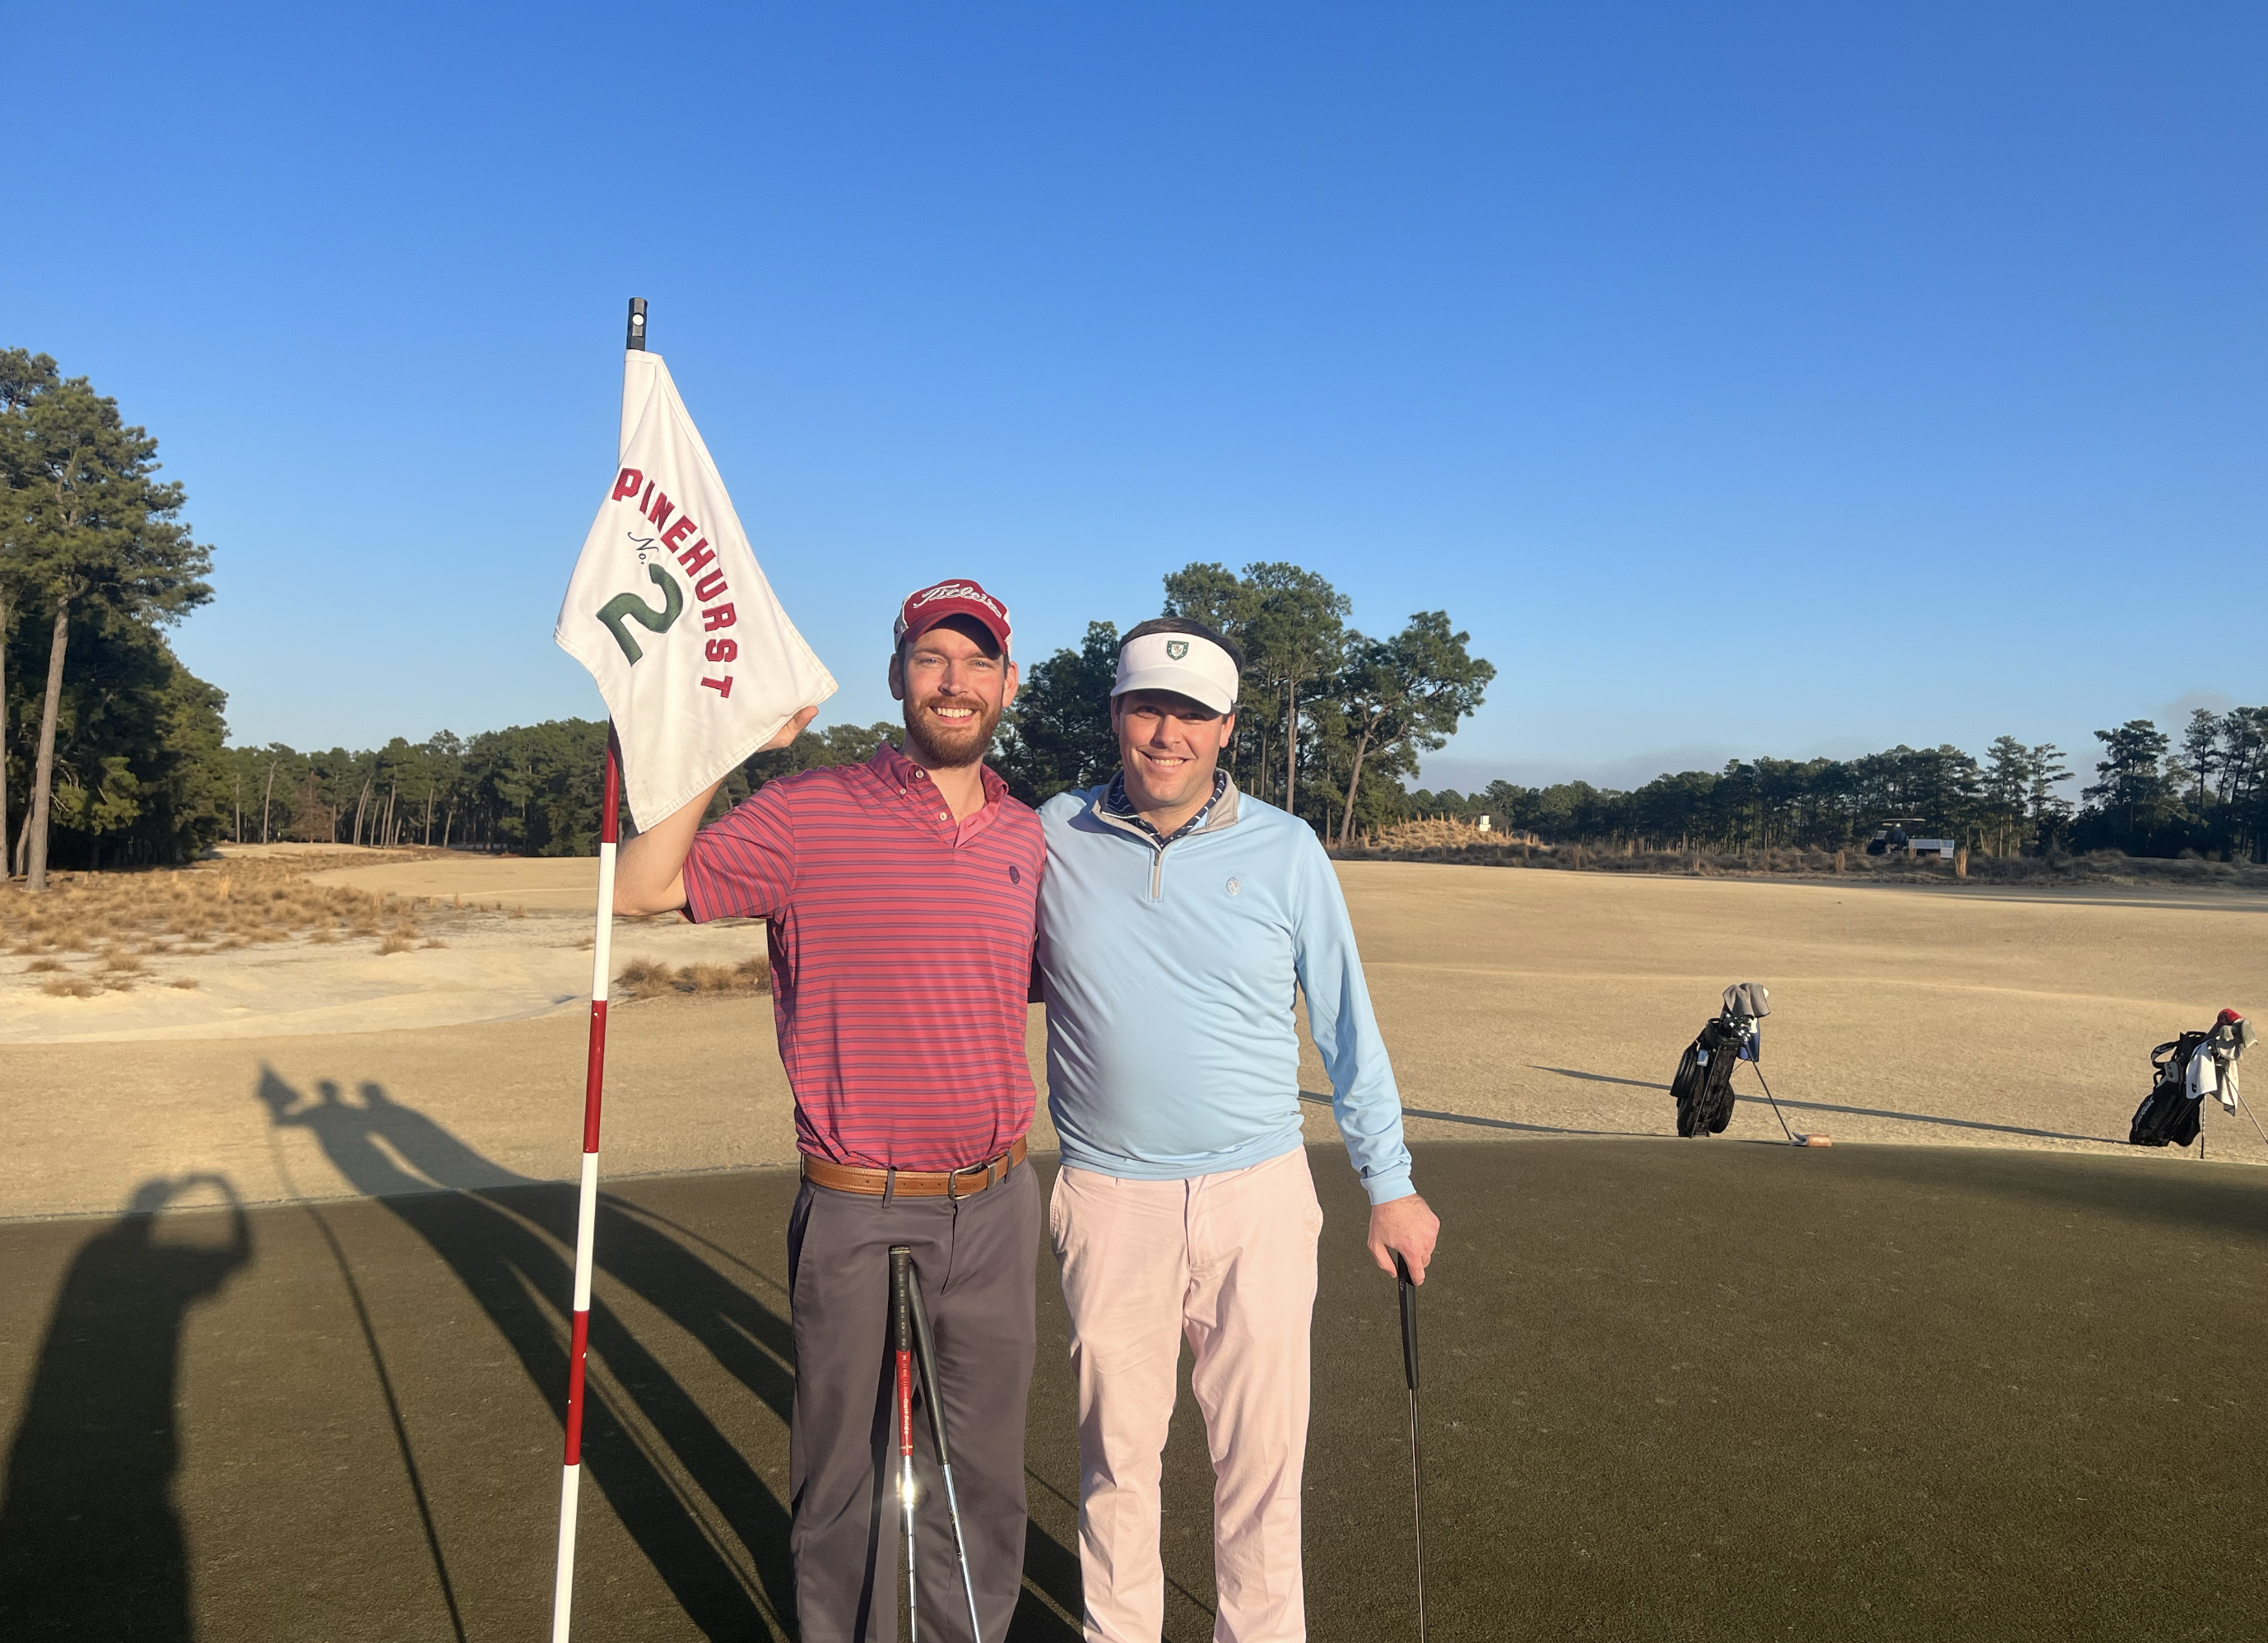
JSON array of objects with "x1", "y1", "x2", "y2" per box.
[
  {"x1": 0, "y1": 852, "x2": 446, "y2": 958},
  {"x1": 614, "y1": 954, "x2": 772, "y2": 1002}
]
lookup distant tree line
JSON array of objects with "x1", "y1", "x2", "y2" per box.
[
  {"x1": 1407, "y1": 709, "x2": 2268, "y2": 862},
  {"x1": 215, "y1": 718, "x2": 906, "y2": 858},
  {"x1": 209, "y1": 560, "x2": 1498, "y2": 859}
]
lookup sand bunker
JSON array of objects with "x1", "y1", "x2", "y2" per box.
[{"x1": 2, "y1": 847, "x2": 765, "y2": 1046}]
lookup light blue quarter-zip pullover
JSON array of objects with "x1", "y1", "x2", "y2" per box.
[{"x1": 1034, "y1": 776, "x2": 1415, "y2": 1205}]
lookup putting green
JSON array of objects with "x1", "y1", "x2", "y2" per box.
[{"x1": 0, "y1": 1138, "x2": 2261, "y2": 1639}]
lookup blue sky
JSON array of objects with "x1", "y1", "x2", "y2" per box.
[{"x1": 9, "y1": 3, "x2": 2262, "y2": 791}]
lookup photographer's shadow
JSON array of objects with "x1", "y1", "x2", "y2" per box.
[{"x1": 0, "y1": 1175, "x2": 251, "y2": 1642}]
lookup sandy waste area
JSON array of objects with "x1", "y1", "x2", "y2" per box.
[{"x1": 2, "y1": 849, "x2": 2263, "y2": 1220}]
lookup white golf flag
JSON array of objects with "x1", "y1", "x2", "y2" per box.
[{"x1": 555, "y1": 351, "x2": 836, "y2": 827}]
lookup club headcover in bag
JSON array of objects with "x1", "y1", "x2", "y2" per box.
[{"x1": 1722, "y1": 981, "x2": 1771, "y2": 1020}]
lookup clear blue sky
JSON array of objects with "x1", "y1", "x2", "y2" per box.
[{"x1": 11, "y1": 3, "x2": 2263, "y2": 792}]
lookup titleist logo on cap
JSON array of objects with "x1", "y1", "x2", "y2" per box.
[
  {"x1": 894, "y1": 577, "x2": 1013, "y2": 648},
  {"x1": 905, "y1": 582, "x2": 1005, "y2": 621}
]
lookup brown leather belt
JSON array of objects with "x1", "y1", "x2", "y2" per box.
[{"x1": 799, "y1": 1138, "x2": 1027, "y2": 1200}]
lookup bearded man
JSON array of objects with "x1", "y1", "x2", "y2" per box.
[{"x1": 614, "y1": 579, "x2": 1043, "y2": 1643}]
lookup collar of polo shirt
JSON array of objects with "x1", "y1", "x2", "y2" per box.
[{"x1": 1112, "y1": 631, "x2": 1239, "y2": 714}]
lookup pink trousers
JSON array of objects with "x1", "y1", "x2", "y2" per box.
[{"x1": 1048, "y1": 1148, "x2": 1325, "y2": 1643}]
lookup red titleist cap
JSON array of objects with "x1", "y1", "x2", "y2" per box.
[{"x1": 894, "y1": 579, "x2": 1012, "y2": 654}]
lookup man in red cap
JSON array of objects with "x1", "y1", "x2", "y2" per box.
[{"x1": 614, "y1": 579, "x2": 1041, "y2": 1643}]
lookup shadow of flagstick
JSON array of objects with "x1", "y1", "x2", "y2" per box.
[
  {"x1": 263, "y1": 1110, "x2": 467, "y2": 1643},
  {"x1": 258, "y1": 1068, "x2": 794, "y2": 1635}
]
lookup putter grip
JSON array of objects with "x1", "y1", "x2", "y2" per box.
[
  {"x1": 1395, "y1": 1254, "x2": 1420, "y2": 1391},
  {"x1": 890, "y1": 1245, "x2": 912, "y2": 1354}
]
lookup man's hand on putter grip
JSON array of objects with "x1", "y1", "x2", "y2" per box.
[{"x1": 1368, "y1": 1193, "x2": 1440, "y2": 1283}]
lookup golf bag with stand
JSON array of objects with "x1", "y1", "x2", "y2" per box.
[
  {"x1": 2130, "y1": 1008, "x2": 2256, "y2": 1150},
  {"x1": 1673, "y1": 983, "x2": 1771, "y2": 1138}
]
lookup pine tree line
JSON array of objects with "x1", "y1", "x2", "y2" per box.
[{"x1": 1407, "y1": 711, "x2": 2268, "y2": 861}]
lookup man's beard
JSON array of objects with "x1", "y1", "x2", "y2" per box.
[{"x1": 902, "y1": 693, "x2": 1002, "y2": 769}]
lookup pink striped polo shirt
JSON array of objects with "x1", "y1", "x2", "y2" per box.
[{"x1": 681, "y1": 741, "x2": 1044, "y2": 1171}]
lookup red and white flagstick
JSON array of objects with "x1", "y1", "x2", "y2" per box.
[
  {"x1": 551, "y1": 728, "x2": 620, "y2": 1639},
  {"x1": 552, "y1": 297, "x2": 645, "y2": 1642}
]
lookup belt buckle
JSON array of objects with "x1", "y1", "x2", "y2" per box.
[{"x1": 946, "y1": 1149, "x2": 1003, "y2": 1203}]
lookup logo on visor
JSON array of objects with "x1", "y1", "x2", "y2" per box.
[{"x1": 1166, "y1": 640, "x2": 1189, "y2": 660}]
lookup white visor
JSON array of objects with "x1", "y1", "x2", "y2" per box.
[{"x1": 1113, "y1": 631, "x2": 1239, "y2": 714}]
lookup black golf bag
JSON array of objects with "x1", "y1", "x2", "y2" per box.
[
  {"x1": 2130, "y1": 1010, "x2": 2256, "y2": 1149},
  {"x1": 1674, "y1": 983, "x2": 1769, "y2": 1138},
  {"x1": 2129, "y1": 1033, "x2": 2207, "y2": 1148}
]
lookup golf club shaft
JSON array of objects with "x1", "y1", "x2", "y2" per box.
[
  {"x1": 1395, "y1": 1254, "x2": 1427, "y2": 1643},
  {"x1": 907, "y1": 1260, "x2": 987, "y2": 1643},
  {"x1": 1750, "y1": 1064, "x2": 1797, "y2": 1144},
  {"x1": 892, "y1": 1248, "x2": 919, "y2": 1641}
]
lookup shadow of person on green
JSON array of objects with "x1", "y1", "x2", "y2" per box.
[
  {"x1": 253, "y1": 1068, "x2": 1084, "y2": 1639},
  {"x1": 0, "y1": 1175, "x2": 251, "y2": 1642},
  {"x1": 257, "y1": 1070, "x2": 811, "y2": 1636}
]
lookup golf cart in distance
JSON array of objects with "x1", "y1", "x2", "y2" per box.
[{"x1": 1863, "y1": 818, "x2": 1956, "y2": 861}]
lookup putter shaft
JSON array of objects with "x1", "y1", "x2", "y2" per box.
[
  {"x1": 1396, "y1": 1254, "x2": 1427, "y2": 1643},
  {"x1": 891, "y1": 1248, "x2": 920, "y2": 1641},
  {"x1": 907, "y1": 1257, "x2": 987, "y2": 1643}
]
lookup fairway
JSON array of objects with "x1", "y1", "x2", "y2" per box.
[
  {"x1": 3, "y1": 1139, "x2": 2263, "y2": 1641},
  {"x1": 1336, "y1": 863, "x2": 2268, "y2": 1160},
  {"x1": 5, "y1": 863, "x2": 2265, "y2": 1222}
]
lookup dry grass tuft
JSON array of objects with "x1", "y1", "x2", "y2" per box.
[
  {"x1": 421, "y1": 938, "x2": 448, "y2": 949},
  {"x1": 100, "y1": 949, "x2": 148, "y2": 974},
  {"x1": 613, "y1": 955, "x2": 771, "y2": 1002},
  {"x1": 377, "y1": 929, "x2": 419, "y2": 956},
  {"x1": 1372, "y1": 817, "x2": 1499, "y2": 852},
  {"x1": 40, "y1": 976, "x2": 101, "y2": 998},
  {"x1": 683, "y1": 962, "x2": 737, "y2": 994},
  {"x1": 0, "y1": 850, "x2": 459, "y2": 960},
  {"x1": 25, "y1": 957, "x2": 65, "y2": 974},
  {"x1": 613, "y1": 957, "x2": 677, "y2": 999}
]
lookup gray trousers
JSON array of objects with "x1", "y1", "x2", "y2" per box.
[{"x1": 786, "y1": 1161, "x2": 1040, "y2": 1643}]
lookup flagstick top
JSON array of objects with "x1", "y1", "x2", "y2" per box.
[{"x1": 626, "y1": 297, "x2": 648, "y2": 352}]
